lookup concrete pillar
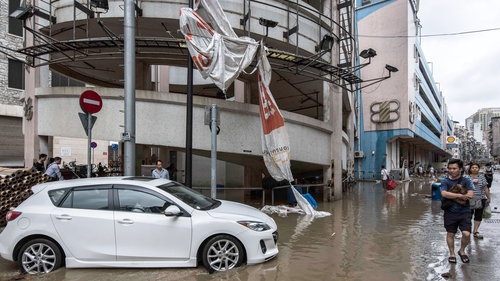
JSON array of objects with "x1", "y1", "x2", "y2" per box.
[
  {"x1": 234, "y1": 80, "x2": 245, "y2": 103},
  {"x1": 324, "y1": 80, "x2": 342, "y2": 201},
  {"x1": 244, "y1": 166, "x2": 263, "y2": 187},
  {"x1": 158, "y1": 65, "x2": 170, "y2": 93},
  {"x1": 135, "y1": 144, "x2": 143, "y2": 176}
]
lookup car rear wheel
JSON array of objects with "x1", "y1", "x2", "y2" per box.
[
  {"x1": 202, "y1": 235, "x2": 244, "y2": 273},
  {"x1": 18, "y1": 238, "x2": 63, "y2": 274}
]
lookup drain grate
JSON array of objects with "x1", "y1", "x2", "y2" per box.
[{"x1": 484, "y1": 219, "x2": 500, "y2": 223}]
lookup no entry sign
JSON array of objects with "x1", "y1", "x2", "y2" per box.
[{"x1": 80, "y1": 90, "x2": 103, "y2": 114}]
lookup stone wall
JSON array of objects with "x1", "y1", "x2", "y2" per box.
[{"x1": 0, "y1": 0, "x2": 25, "y2": 107}]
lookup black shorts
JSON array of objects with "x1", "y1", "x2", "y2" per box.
[{"x1": 444, "y1": 211, "x2": 472, "y2": 233}]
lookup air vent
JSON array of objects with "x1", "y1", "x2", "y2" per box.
[{"x1": 354, "y1": 151, "x2": 364, "y2": 158}]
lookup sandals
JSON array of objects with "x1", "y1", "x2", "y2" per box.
[
  {"x1": 457, "y1": 251, "x2": 470, "y2": 263},
  {"x1": 473, "y1": 232, "x2": 484, "y2": 239},
  {"x1": 448, "y1": 256, "x2": 457, "y2": 263}
]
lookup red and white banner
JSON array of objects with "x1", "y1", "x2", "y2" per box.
[
  {"x1": 257, "y1": 44, "x2": 294, "y2": 183},
  {"x1": 179, "y1": 1, "x2": 258, "y2": 93},
  {"x1": 179, "y1": 0, "x2": 293, "y2": 183},
  {"x1": 178, "y1": 0, "x2": 322, "y2": 215}
]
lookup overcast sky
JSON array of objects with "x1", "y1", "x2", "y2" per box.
[{"x1": 417, "y1": 0, "x2": 500, "y2": 126}]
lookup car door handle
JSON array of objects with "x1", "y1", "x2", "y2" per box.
[
  {"x1": 117, "y1": 219, "x2": 134, "y2": 224},
  {"x1": 55, "y1": 214, "x2": 72, "y2": 220}
]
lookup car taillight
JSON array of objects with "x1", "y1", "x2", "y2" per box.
[{"x1": 6, "y1": 211, "x2": 22, "y2": 221}]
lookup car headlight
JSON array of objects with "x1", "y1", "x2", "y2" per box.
[{"x1": 237, "y1": 221, "x2": 271, "y2": 231}]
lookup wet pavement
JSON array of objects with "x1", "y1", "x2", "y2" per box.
[{"x1": 1, "y1": 175, "x2": 500, "y2": 281}]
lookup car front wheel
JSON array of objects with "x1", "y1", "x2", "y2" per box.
[
  {"x1": 18, "y1": 238, "x2": 63, "y2": 274},
  {"x1": 202, "y1": 235, "x2": 244, "y2": 273}
]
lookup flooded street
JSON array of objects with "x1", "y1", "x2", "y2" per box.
[{"x1": 2, "y1": 177, "x2": 500, "y2": 281}]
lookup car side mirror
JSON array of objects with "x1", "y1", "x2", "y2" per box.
[{"x1": 164, "y1": 205, "x2": 182, "y2": 216}]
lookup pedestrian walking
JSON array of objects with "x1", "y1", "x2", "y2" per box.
[
  {"x1": 440, "y1": 158, "x2": 474, "y2": 264},
  {"x1": 429, "y1": 166, "x2": 435, "y2": 179},
  {"x1": 466, "y1": 162, "x2": 491, "y2": 239},
  {"x1": 484, "y1": 163, "x2": 494, "y2": 188},
  {"x1": 381, "y1": 165, "x2": 389, "y2": 189}
]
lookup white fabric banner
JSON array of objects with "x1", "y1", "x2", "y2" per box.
[
  {"x1": 179, "y1": 5, "x2": 258, "y2": 92},
  {"x1": 179, "y1": 0, "x2": 323, "y2": 215},
  {"x1": 257, "y1": 45, "x2": 294, "y2": 183}
]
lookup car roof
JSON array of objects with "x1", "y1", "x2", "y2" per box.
[{"x1": 36, "y1": 177, "x2": 172, "y2": 191}]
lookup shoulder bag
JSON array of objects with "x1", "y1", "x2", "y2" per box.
[
  {"x1": 441, "y1": 198, "x2": 453, "y2": 210},
  {"x1": 469, "y1": 197, "x2": 483, "y2": 210}
]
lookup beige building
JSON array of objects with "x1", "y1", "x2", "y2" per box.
[{"x1": 8, "y1": 0, "x2": 372, "y2": 199}]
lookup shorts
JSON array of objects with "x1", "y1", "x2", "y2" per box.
[{"x1": 444, "y1": 211, "x2": 472, "y2": 233}]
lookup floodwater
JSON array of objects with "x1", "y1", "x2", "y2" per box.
[{"x1": 2, "y1": 177, "x2": 500, "y2": 281}]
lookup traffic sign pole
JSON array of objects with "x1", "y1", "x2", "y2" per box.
[
  {"x1": 87, "y1": 112, "x2": 92, "y2": 178},
  {"x1": 79, "y1": 90, "x2": 102, "y2": 178}
]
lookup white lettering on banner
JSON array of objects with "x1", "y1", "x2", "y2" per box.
[
  {"x1": 83, "y1": 98, "x2": 100, "y2": 106},
  {"x1": 260, "y1": 95, "x2": 276, "y2": 120}
]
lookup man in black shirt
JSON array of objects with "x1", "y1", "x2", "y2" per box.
[
  {"x1": 33, "y1": 153, "x2": 47, "y2": 172},
  {"x1": 484, "y1": 163, "x2": 494, "y2": 188}
]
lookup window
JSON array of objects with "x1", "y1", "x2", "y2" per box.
[
  {"x1": 51, "y1": 72, "x2": 85, "y2": 87},
  {"x1": 8, "y1": 59, "x2": 25, "y2": 90},
  {"x1": 117, "y1": 189, "x2": 169, "y2": 213},
  {"x1": 61, "y1": 188, "x2": 110, "y2": 210},
  {"x1": 48, "y1": 188, "x2": 71, "y2": 205},
  {"x1": 9, "y1": 0, "x2": 23, "y2": 36}
]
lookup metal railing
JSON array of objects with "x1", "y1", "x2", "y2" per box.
[{"x1": 193, "y1": 183, "x2": 327, "y2": 206}]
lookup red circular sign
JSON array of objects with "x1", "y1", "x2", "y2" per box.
[{"x1": 80, "y1": 90, "x2": 103, "y2": 114}]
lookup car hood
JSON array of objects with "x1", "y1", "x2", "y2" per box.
[{"x1": 207, "y1": 200, "x2": 276, "y2": 228}]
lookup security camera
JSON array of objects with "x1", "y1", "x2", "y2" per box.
[{"x1": 259, "y1": 18, "x2": 278, "y2": 28}]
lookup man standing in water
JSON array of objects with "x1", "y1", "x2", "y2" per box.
[
  {"x1": 440, "y1": 159, "x2": 474, "y2": 263},
  {"x1": 381, "y1": 165, "x2": 389, "y2": 189}
]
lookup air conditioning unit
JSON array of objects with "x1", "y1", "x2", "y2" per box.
[{"x1": 354, "y1": 151, "x2": 364, "y2": 158}]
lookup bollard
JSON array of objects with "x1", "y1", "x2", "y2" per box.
[{"x1": 431, "y1": 183, "x2": 442, "y2": 201}]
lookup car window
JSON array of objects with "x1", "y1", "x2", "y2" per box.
[
  {"x1": 48, "y1": 188, "x2": 70, "y2": 205},
  {"x1": 156, "y1": 182, "x2": 218, "y2": 210},
  {"x1": 60, "y1": 189, "x2": 110, "y2": 210},
  {"x1": 117, "y1": 189, "x2": 169, "y2": 214}
]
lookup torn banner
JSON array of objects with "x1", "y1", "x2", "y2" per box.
[
  {"x1": 179, "y1": 0, "x2": 322, "y2": 216},
  {"x1": 178, "y1": 0, "x2": 258, "y2": 93}
]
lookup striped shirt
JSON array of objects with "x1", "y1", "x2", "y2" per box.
[{"x1": 466, "y1": 175, "x2": 488, "y2": 199}]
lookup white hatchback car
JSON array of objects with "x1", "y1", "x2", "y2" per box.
[{"x1": 0, "y1": 177, "x2": 278, "y2": 274}]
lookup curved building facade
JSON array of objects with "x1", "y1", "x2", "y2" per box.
[{"x1": 15, "y1": 0, "x2": 360, "y2": 199}]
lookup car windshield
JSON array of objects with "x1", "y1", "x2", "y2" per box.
[{"x1": 156, "y1": 182, "x2": 220, "y2": 210}]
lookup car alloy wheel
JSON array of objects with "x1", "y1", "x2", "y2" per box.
[
  {"x1": 202, "y1": 235, "x2": 244, "y2": 273},
  {"x1": 18, "y1": 238, "x2": 63, "y2": 274}
]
